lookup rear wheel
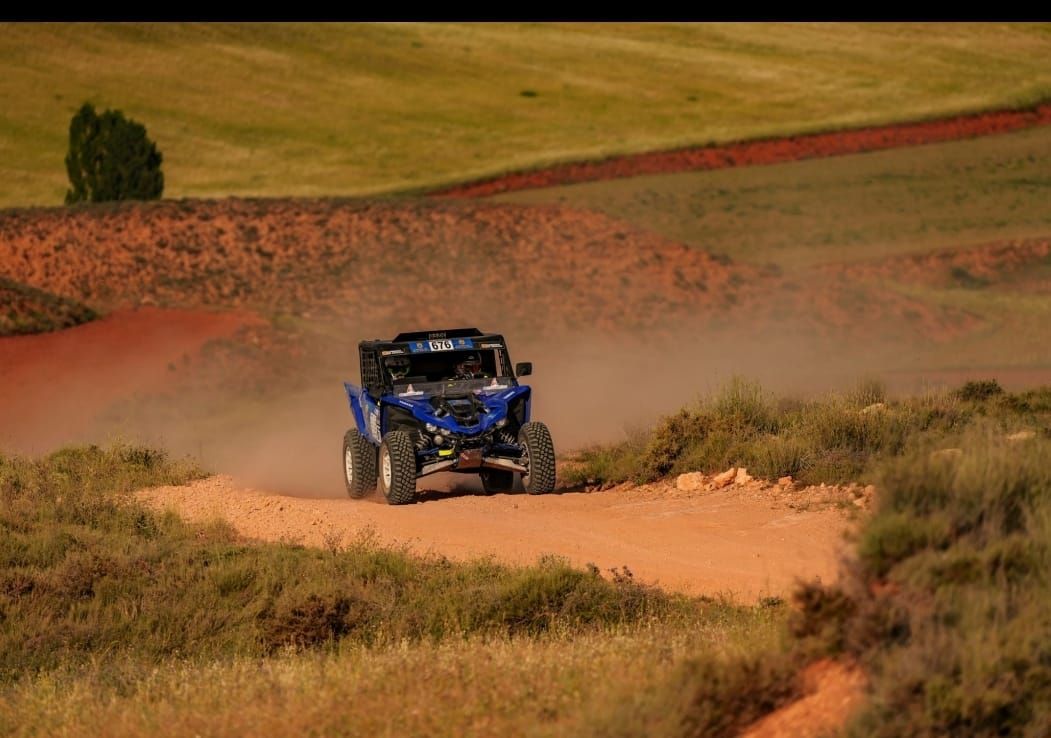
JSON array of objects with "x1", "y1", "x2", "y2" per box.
[
  {"x1": 519, "y1": 422, "x2": 555, "y2": 495},
  {"x1": 343, "y1": 429, "x2": 377, "y2": 499},
  {"x1": 378, "y1": 431, "x2": 417, "y2": 505},
  {"x1": 480, "y1": 469, "x2": 515, "y2": 494}
]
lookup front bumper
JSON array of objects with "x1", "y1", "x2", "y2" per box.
[{"x1": 418, "y1": 449, "x2": 526, "y2": 477}]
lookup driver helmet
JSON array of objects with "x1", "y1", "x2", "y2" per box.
[
  {"x1": 387, "y1": 356, "x2": 410, "y2": 380},
  {"x1": 456, "y1": 352, "x2": 482, "y2": 377}
]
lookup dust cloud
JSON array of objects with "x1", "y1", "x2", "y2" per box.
[
  {"x1": 106, "y1": 317, "x2": 904, "y2": 498},
  {"x1": 0, "y1": 307, "x2": 995, "y2": 499}
]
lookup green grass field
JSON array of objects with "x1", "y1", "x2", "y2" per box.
[
  {"x1": 2, "y1": 23, "x2": 1050, "y2": 208},
  {"x1": 495, "y1": 124, "x2": 1051, "y2": 270}
]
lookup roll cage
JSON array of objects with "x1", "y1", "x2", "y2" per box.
[{"x1": 359, "y1": 328, "x2": 518, "y2": 400}]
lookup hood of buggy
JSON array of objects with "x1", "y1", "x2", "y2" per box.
[{"x1": 382, "y1": 384, "x2": 529, "y2": 436}]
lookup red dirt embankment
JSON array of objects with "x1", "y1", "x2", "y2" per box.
[
  {"x1": 741, "y1": 659, "x2": 867, "y2": 738},
  {"x1": 433, "y1": 104, "x2": 1051, "y2": 198},
  {"x1": 0, "y1": 197, "x2": 993, "y2": 348},
  {"x1": 0, "y1": 199, "x2": 752, "y2": 336}
]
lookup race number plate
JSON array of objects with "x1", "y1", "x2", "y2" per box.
[{"x1": 408, "y1": 338, "x2": 475, "y2": 353}]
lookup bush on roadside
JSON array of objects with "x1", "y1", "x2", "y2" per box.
[
  {"x1": 791, "y1": 428, "x2": 1051, "y2": 737},
  {"x1": 565, "y1": 378, "x2": 1047, "y2": 488}
]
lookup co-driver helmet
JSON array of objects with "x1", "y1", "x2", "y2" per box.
[{"x1": 387, "y1": 356, "x2": 411, "y2": 380}]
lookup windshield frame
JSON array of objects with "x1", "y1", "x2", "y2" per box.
[
  {"x1": 382, "y1": 346, "x2": 512, "y2": 385},
  {"x1": 390, "y1": 375, "x2": 517, "y2": 398}
]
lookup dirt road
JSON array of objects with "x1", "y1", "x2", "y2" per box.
[
  {"x1": 0, "y1": 307, "x2": 259, "y2": 453},
  {"x1": 137, "y1": 473, "x2": 861, "y2": 602}
]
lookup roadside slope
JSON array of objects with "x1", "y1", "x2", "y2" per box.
[{"x1": 0, "y1": 198, "x2": 753, "y2": 336}]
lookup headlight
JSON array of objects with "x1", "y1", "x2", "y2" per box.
[
  {"x1": 495, "y1": 418, "x2": 508, "y2": 428},
  {"x1": 425, "y1": 423, "x2": 438, "y2": 432}
]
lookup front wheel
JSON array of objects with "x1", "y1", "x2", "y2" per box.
[
  {"x1": 519, "y1": 421, "x2": 555, "y2": 495},
  {"x1": 378, "y1": 431, "x2": 417, "y2": 505},
  {"x1": 343, "y1": 429, "x2": 377, "y2": 499}
]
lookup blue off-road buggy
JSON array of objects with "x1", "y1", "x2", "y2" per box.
[{"x1": 342, "y1": 328, "x2": 556, "y2": 505}]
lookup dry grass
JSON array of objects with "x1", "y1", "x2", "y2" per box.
[
  {"x1": 2, "y1": 23, "x2": 1049, "y2": 207},
  {"x1": 6, "y1": 397, "x2": 1048, "y2": 735},
  {"x1": 1, "y1": 618, "x2": 788, "y2": 738},
  {"x1": 565, "y1": 378, "x2": 1051, "y2": 488}
]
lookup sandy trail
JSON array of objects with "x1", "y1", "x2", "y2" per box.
[{"x1": 137, "y1": 474, "x2": 860, "y2": 602}]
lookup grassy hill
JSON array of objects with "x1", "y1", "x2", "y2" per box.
[
  {"x1": 2, "y1": 22, "x2": 1050, "y2": 208},
  {"x1": 494, "y1": 125, "x2": 1051, "y2": 270}
]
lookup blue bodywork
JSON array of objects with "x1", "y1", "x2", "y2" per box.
[
  {"x1": 345, "y1": 329, "x2": 534, "y2": 479},
  {"x1": 344, "y1": 381, "x2": 530, "y2": 446}
]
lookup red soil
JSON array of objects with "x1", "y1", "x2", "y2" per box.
[
  {"x1": 0, "y1": 197, "x2": 998, "y2": 369},
  {"x1": 432, "y1": 104, "x2": 1051, "y2": 198},
  {"x1": 740, "y1": 659, "x2": 867, "y2": 738},
  {"x1": 827, "y1": 237, "x2": 1051, "y2": 289},
  {"x1": 0, "y1": 198, "x2": 754, "y2": 338},
  {"x1": 0, "y1": 306, "x2": 259, "y2": 452}
]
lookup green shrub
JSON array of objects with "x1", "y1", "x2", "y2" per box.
[
  {"x1": 954, "y1": 379, "x2": 1004, "y2": 402},
  {"x1": 711, "y1": 377, "x2": 778, "y2": 434},
  {"x1": 791, "y1": 431, "x2": 1051, "y2": 738},
  {"x1": 64, "y1": 102, "x2": 164, "y2": 204},
  {"x1": 639, "y1": 409, "x2": 710, "y2": 481},
  {"x1": 569, "y1": 379, "x2": 1051, "y2": 488}
]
